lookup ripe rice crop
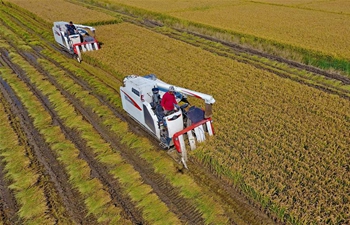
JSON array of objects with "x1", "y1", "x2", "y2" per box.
[
  {"x1": 5, "y1": 0, "x2": 115, "y2": 23},
  {"x1": 168, "y1": 2, "x2": 350, "y2": 60},
  {"x1": 87, "y1": 22, "x2": 350, "y2": 224},
  {"x1": 87, "y1": 0, "x2": 350, "y2": 61},
  {"x1": 305, "y1": 0, "x2": 350, "y2": 14},
  {"x1": 93, "y1": 0, "x2": 241, "y2": 13},
  {"x1": 258, "y1": 0, "x2": 350, "y2": 14}
]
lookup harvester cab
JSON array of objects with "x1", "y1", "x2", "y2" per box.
[
  {"x1": 120, "y1": 74, "x2": 215, "y2": 169},
  {"x1": 52, "y1": 21, "x2": 100, "y2": 63}
]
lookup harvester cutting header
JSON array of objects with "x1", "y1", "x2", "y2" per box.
[
  {"x1": 52, "y1": 21, "x2": 100, "y2": 62},
  {"x1": 120, "y1": 74, "x2": 215, "y2": 169}
]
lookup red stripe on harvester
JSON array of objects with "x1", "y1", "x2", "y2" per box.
[
  {"x1": 182, "y1": 90, "x2": 202, "y2": 99},
  {"x1": 121, "y1": 90, "x2": 142, "y2": 111}
]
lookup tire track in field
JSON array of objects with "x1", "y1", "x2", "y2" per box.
[
  {"x1": 1, "y1": 47, "x2": 145, "y2": 224},
  {"x1": 0, "y1": 83, "x2": 20, "y2": 225},
  {"x1": 0, "y1": 48, "x2": 97, "y2": 225}
]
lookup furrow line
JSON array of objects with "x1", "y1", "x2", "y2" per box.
[
  {"x1": 3, "y1": 49, "x2": 142, "y2": 224},
  {"x1": 0, "y1": 48, "x2": 94, "y2": 224},
  {"x1": 0, "y1": 92, "x2": 20, "y2": 225}
]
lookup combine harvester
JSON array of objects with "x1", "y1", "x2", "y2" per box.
[
  {"x1": 52, "y1": 21, "x2": 100, "y2": 62},
  {"x1": 120, "y1": 74, "x2": 215, "y2": 169}
]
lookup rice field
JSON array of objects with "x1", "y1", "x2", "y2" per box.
[
  {"x1": 173, "y1": 3, "x2": 350, "y2": 56},
  {"x1": 305, "y1": 0, "x2": 350, "y2": 14},
  {"x1": 5, "y1": 0, "x2": 116, "y2": 24},
  {"x1": 2, "y1": 0, "x2": 350, "y2": 224},
  {"x1": 1, "y1": 2, "x2": 269, "y2": 224},
  {"x1": 86, "y1": 22, "x2": 350, "y2": 224},
  {"x1": 257, "y1": 0, "x2": 350, "y2": 14},
  {"x1": 85, "y1": 0, "x2": 350, "y2": 61}
]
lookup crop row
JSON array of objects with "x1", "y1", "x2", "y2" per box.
[
  {"x1": 0, "y1": 11, "x2": 139, "y2": 222},
  {"x1": 0, "y1": 76, "x2": 56, "y2": 224},
  {"x1": 1, "y1": 48, "x2": 128, "y2": 224}
]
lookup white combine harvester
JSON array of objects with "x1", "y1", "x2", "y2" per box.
[
  {"x1": 120, "y1": 74, "x2": 215, "y2": 169},
  {"x1": 52, "y1": 21, "x2": 100, "y2": 62}
]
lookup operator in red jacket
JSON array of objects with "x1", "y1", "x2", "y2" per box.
[{"x1": 161, "y1": 86, "x2": 178, "y2": 115}]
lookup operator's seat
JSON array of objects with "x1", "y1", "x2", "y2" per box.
[
  {"x1": 151, "y1": 87, "x2": 164, "y2": 121},
  {"x1": 151, "y1": 88, "x2": 161, "y2": 107},
  {"x1": 150, "y1": 87, "x2": 161, "y2": 110}
]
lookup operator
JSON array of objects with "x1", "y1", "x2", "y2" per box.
[
  {"x1": 161, "y1": 86, "x2": 178, "y2": 115},
  {"x1": 66, "y1": 21, "x2": 77, "y2": 35}
]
